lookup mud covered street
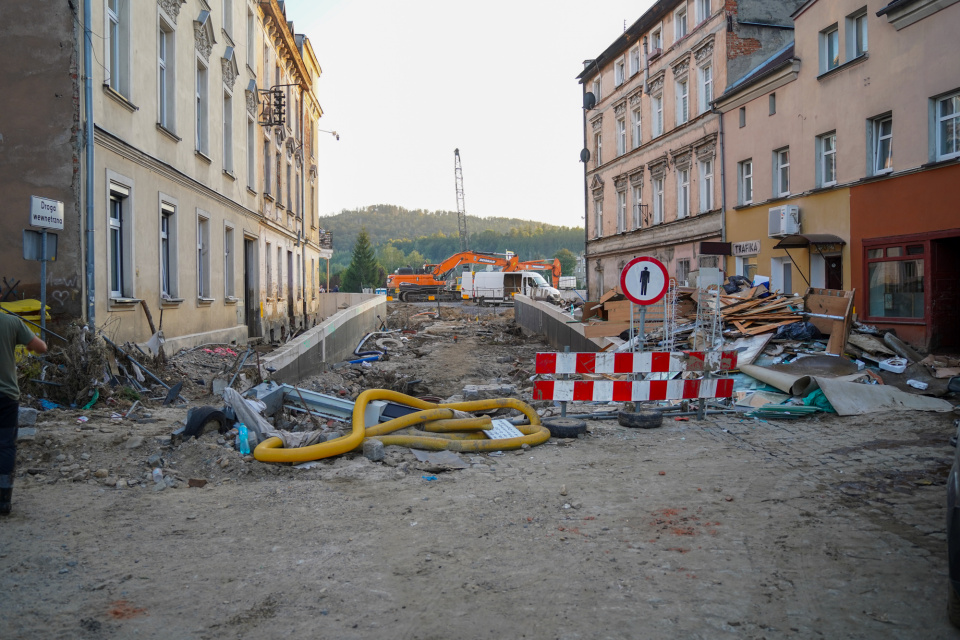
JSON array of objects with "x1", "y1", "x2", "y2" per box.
[{"x1": 1, "y1": 304, "x2": 957, "y2": 639}]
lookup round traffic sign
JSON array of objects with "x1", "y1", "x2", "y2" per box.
[{"x1": 620, "y1": 256, "x2": 668, "y2": 305}]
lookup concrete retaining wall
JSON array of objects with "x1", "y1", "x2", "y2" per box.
[
  {"x1": 261, "y1": 294, "x2": 386, "y2": 383},
  {"x1": 514, "y1": 295, "x2": 601, "y2": 353}
]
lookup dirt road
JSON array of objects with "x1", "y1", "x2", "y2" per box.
[{"x1": 1, "y1": 305, "x2": 956, "y2": 639}]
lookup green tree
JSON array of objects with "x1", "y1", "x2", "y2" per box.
[
  {"x1": 554, "y1": 248, "x2": 577, "y2": 276},
  {"x1": 377, "y1": 244, "x2": 407, "y2": 275},
  {"x1": 406, "y1": 250, "x2": 427, "y2": 270},
  {"x1": 340, "y1": 227, "x2": 382, "y2": 292}
]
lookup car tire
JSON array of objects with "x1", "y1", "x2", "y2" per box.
[
  {"x1": 183, "y1": 407, "x2": 229, "y2": 439},
  {"x1": 617, "y1": 410, "x2": 663, "y2": 429},
  {"x1": 543, "y1": 417, "x2": 587, "y2": 439}
]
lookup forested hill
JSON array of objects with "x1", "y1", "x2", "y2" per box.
[{"x1": 320, "y1": 205, "x2": 584, "y2": 274}]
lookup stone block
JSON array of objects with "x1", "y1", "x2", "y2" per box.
[
  {"x1": 18, "y1": 407, "x2": 38, "y2": 426},
  {"x1": 362, "y1": 438, "x2": 385, "y2": 462}
]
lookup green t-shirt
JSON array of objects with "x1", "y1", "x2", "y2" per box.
[{"x1": 0, "y1": 313, "x2": 37, "y2": 401}]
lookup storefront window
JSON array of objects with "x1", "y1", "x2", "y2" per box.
[{"x1": 866, "y1": 242, "x2": 925, "y2": 319}]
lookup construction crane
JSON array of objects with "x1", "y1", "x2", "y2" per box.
[{"x1": 454, "y1": 148, "x2": 469, "y2": 252}]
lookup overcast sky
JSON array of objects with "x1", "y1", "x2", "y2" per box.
[{"x1": 285, "y1": 0, "x2": 656, "y2": 229}]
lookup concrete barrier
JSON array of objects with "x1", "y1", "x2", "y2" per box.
[
  {"x1": 261, "y1": 294, "x2": 386, "y2": 383},
  {"x1": 514, "y1": 295, "x2": 601, "y2": 353}
]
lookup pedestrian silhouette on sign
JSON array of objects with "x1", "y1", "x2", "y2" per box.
[{"x1": 640, "y1": 266, "x2": 650, "y2": 295}]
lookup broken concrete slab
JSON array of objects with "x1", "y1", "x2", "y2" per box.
[
  {"x1": 463, "y1": 383, "x2": 517, "y2": 400},
  {"x1": 411, "y1": 449, "x2": 469, "y2": 469},
  {"x1": 813, "y1": 376, "x2": 954, "y2": 416}
]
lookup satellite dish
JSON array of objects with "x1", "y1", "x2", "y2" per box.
[
  {"x1": 583, "y1": 92, "x2": 597, "y2": 110},
  {"x1": 580, "y1": 148, "x2": 591, "y2": 163}
]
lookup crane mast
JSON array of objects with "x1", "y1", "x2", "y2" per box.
[{"x1": 454, "y1": 148, "x2": 469, "y2": 252}]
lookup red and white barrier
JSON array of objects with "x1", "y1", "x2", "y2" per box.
[
  {"x1": 535, "y1": 351, "x2": 737, "y2": 375},
  {"x1": 533, "y1": 378, "x2": 734, "y2": 402}
]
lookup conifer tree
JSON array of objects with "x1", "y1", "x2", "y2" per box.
[{"x1": 340, "y1": 227, "x2": 382, "y2": 292}]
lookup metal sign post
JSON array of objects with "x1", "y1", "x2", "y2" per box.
[
  {"x1": 27, "y1": 196, "x2": 64, "y2": 341},
  {"x1": 620, "y1": 256, "x2": 669, "y2": 354}
]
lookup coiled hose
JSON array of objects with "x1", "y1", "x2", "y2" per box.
[{"x1": 253, "y1": 389, "x2": 549, "y2": 463}]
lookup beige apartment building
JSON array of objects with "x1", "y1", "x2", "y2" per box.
[
  {"x1": 578, "y1": 0, "x2": 803, "y2": 299},
  {"x1": 715, "y1": 0, "x2": 960, "y2": 349},
  {"x1": 0, "y1": 0, "x2": 331, "y2": 348}
]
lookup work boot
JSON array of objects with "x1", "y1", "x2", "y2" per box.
[{"x1": 0, "y1": 488, "x2": 11, "y2": 515}]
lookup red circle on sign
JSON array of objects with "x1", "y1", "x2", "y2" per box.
[{"x1": 620, "y1": 256, "x2": 669, "y2": 305}]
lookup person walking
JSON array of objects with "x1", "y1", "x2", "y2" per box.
[{"x1": 0, "y1": 313, "x2": 46, "y2": 515}]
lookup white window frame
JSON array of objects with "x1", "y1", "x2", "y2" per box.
[
  {"x1": 311, "y1": 258, "x2": 316, "y2": 299},
  {"x1": 936, "y1": 91, "x2": 960, "y2": 161},
  {"x1": 247, "y1": 8, "x2": 256, "y2": 69},
  {"x1": 223, "y1": 0, "x2": 233, "y2": 38},
  {"x1": 632, "y1": 184, "x2": 642, "y2": 229},
  {"x1": 820, "y1": 25, "x2": 840, "y2": 73},
  {"x1": 616, "y1": 117, "x2": 626, "y2": 156},
  {"x1": 695, "y1": 0, "x2": 711, "y2": 24},
  {"x1": 698, "y1": 64, "x2": 712, "y2": 115},
  {"x1": 196, "y1": 57, "x2": 210, "y2": 154},
  {"x1": 263, "y1": 138, "x2": 272, "y2": 196},
  {"x1": 677, "y1": 167, "x2": 690, "y2": 219},
  {"x1": 676, "y1": 79, "x2": 689, "y2": 125},
  {"x1": 629, "y1": 47, "x2": 640, "y2": 77},
  {"x1": 616, "y1": 190, "x2": 627, "y2": 233},
  {"x1": 632, "y1": 106, "x2": 642, "y2": 149},
  {"x1": 653, "y1": 177, "x2": 664, "y2": 224},
  {"x1": 699, "y1": 158, "x2": 713, "y2": 212},
  {"x1": 158, "y1": 17, "x2": 176, "y2": 130},
  {"x1": 594, "y1": 132, "x2": 602, "y2": 166},
  {"x1": 224, "y1": 224, "x2": 236, "y2": 299},
  {"x1": 846, "y1": 8, "x2": 868, "y2": 59},
  {"x1": 871, "y1": 115, "x2": 893, "y2": 175},
  {"x1": 277, "y1": 246, "x2": 283, "y2": 299},
  {"x1": 675, "y1": 4, "x2": 688, "y2": 41},
  {"x1": 197, "y1": 212, "x2": 212, "y2": 300},
  {"x1": 652, "y1": 94, "x2": 664, "y2": 137},
  {"x1": 159, "y1": 196, "x2": 179, "y2": 300},
  {"x1": 247, "y1": 115, "x2": 256, "y2": 187},
  {"x1": 652, "y1": 28, "x2": 663, "y2": 52},
  {"x1": 817, "y1": 132, "x2": 837, "y2": 187},
  {"x1": 738, "y1": 159, "x2": 753, "y2": 205},
  {"x1": 105, "y1": 0, "x2": 130, "y2": 96},
  {"x1": 774, "y1": 148, "x2": 790, "y2": 197},
  {"x1": 592, "y1": 76, "x2": 602, "y2": 102},
  {"x1": 223, "y1": 89, "x2": 234, "y2": 174},
  {"x1": 615, "y1": 57, "x2": 626, "y2": 87},
  {"x1": 265, "y1": 241, "x2": 273, "y2": 298},
  {"x1": 676, "y1": 259, "x2": 691, "y2": 285},
  {"x1": 593, "y1": 197, "x2": 603, "y2": 238}
]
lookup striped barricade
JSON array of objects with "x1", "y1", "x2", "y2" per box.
[{"x1": 532, "y1": 351, "x2": 738, "y2": 402}]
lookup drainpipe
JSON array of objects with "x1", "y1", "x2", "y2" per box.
[
  {"x1": 299, "y1": 84, "x2": 307, "y2": 323},
  {"x1": 581, "y1": 81, "x2": 589, "y2": 298},
  {"x1": 716, "y1": 106, "x2": 726, "y2": 243},
  {"x1": 83, "y1": 0, "x2": 95, "y2": 329},
  {"x1": 642, "y1": 36, "x2": 650, "y2": 92}
]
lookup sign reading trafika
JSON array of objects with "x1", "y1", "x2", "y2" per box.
[{"x1": 619, "y1": 256, "x2": 669, "y2": 353}]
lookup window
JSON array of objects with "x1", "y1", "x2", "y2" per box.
[
  {"x1": 739, "y1": 106, "x2": 746, "y2": 128},
  {"x1": 847, "y1": 8, "x2": 868, "y2": 59},
  {"x1": 223, "y1": 91, "x2": 233, "y2": 173},
  {"x1": 817, "y1": 133, "x2": 837, "y2": 187},
  {"x1": 197, "y1": 214, "x2": 211, "y2": 299},
  {"x1": 223, "y1": 0, "x2": 233, "y2": 37},
  {"x1": 616, "y1": 117, "x2": 626, "y2": 156},
  {"x1": 311, "y1": 258, "x2": 316, "y2": 299},
  {"x1": 866, "y1": 243, "x2": 925, "y2": 319},
  {"x1": 615, "y1": 58, "x2": 625, "y2": 87},
  {"x1": 158, "y1": 21, "x2": 175, "y2": 130},
  {"x1": 247, "y1": 116, "x2": 256, "y2": 187},
  {"x1": 936, "y1": 92, "x2": 960, "y2": 161},
  {"x1": 632, "y1": 107, "x2": 642, "y2": 149},
  {"x1": 159, "y1": 201, "x2": 178, "y2": 299},
  {"x1": 594, "y1": 132, "x2": 602, "y2": 166},
  {"x1": 616, "y1": 190, "x2": 627, "y2": 233},
  {"x1": 677, "y1": 259, "x2": 691, "y2": 285},
  {"x1": 592, "y1": 76, "x2": 602, "y2": 102},
  {"x1": 224, "y1": 226, "x2": 235, "y2": 298},
  {"x1": 632, "y1": 184, "x2": 642, "y2": 229},
  {"x1": 277, "y1": 246, "x2": 283, "y2": 298},
  {"x1": 699, "y1": 159, "x2": 713, "y2": 212},
  {"x1": 265, "y1": 241, "x2": 273, "y2": 297},
  {"x1": 629, "y1": 47, "x2": 640, "y2": 76},
  {"x1": 871, "y1": 116, "x2": 893, "y2": 174},
  {"x1": 675, "y1": 5, "x2": 688, "y2": 41},
  {"x1": 676, "y1": 79, "x2": 689, "y2": 125},
  {"x1": 769, "y1": 93, "x2": 776, "y2": 115},
  {"x1": 774, "y1": 148, "x2": 790, "y2": 197},
  {"x1": 247, "y1": 9, "x2": 256, "y2": 69},
  {"x1": 737, "y1": 256, "x2": 758, "y2": 282},
  {"x1": 653, "y1": 177, "x2": 664, "y2": 224},
  {"x1": 738, "y1": 159, "x2": 753, "y2": 205},
  {"x1": 105, "y1": 0, "x2": 130, "y2": 96},
  {"x1": 593, "y1": 198, "x2": 603, "y2": 238},
  {"x1": 108, "y1": 183, "x2": 131, "y2": 298},
  {"x1": 695, "y1": 0, "x2": 711, "y2": 24},
  {"x1": 772, "y1": 256, "x2": 793, "y2": 294},
  {"x1": 262, "y1": 44, "x2": 270, "y2": 91},
  {"x1": 698, "y1": 64, "x2": 712, "y2": 114},
  {"x1": 286, "y1": 162, "x2": 292, "y2": 212},
  {"x1": 820, "y1": 25, "x2": 840, "y2": 73},
  {"x1": 196, "y1": 59, "x2": 209, "y2": 154},
  {"x1": 652, "y1": 94, "x2": 664, "y2": 137},
  {"x1": 263, "y1": 140, "x2": 272, "y2": 196},
  {"x1": 652, "y1": 29, "x2": 662, "y2": 51},
  {"x1": 677, "y1": 168, "x2": 690, "y2": 219}
]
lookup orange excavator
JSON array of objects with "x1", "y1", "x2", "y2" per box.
[{"x1": 386, "y1": 251, "x2": 561, "y2": 302}]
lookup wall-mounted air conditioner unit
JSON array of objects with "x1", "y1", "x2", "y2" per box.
[{"x1": 768, "y1": 205, "x2": 800, "y2": 238}]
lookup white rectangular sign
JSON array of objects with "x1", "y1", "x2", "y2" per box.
[
  {"x1": 732, "y1": 240, "x2": 761, "y2": 256},
  {"x1": 30, "y1": 196, "x2": 64, "y2": 230},
  {"x1": 483, "y1": 419, "x2": 524, "y2": 440}
]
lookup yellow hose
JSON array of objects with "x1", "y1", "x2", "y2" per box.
[{"x1": 253, "y1": 389, "x2": 547, "y2": 463}]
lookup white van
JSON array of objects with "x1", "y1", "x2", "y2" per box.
[{"x1": 460, "y1": 271, "x2": 562, "y2": 306}]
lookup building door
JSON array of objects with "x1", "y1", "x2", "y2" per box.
[
  {"x1": 243, "y1": 238, "x2": 259, "y2": 338},
  {"x1": 930, "y1": 236, "x2": 960, "y2": 349},
  {"x1": 286, "y1": 250, "x2": 294, "y2": 325},
  {"x1": 825, "y1": 253, "x2": 843, "y2": 290}
]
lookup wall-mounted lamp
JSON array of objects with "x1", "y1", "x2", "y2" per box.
[{"x1": 318, "y1": 128, "x2": 340, "y2": 141}]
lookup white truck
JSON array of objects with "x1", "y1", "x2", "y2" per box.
[{"x1": 460, "y1": 271, "x2": 562, "y2": 306}]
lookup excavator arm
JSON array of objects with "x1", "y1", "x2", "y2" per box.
[
  {"x1": 430, "y1": 251, "x2": 515, "y2": 280},
  {"x1": 513, "y1": 259, "x2": 562, "y2": 279}
]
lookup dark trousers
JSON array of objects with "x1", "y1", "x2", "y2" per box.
[{"x1": 0, "y1": 394, "x2": 19, "y2": 487}]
